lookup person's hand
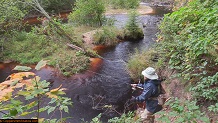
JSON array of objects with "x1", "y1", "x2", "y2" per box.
[
  {"x1": 131, "y1": 84, "x2": 137, "y2": 90},
  {"x1": 131, "y1": 84, "x2": 137, "y2": 87}
]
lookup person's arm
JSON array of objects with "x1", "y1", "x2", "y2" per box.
[
  {"x1": 135, "y1": 84, "x2": 153, "y2": 102},
  {"x1": 137, "y1": 83, "x2": 143, "y2": 88},
  {"x1": 131, "y1": 83, "x2": 143, "y2": 90}
]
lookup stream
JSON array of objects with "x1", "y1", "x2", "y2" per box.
[{"x1": 0, "y1": 6, "x2": 170, "y2": 123}]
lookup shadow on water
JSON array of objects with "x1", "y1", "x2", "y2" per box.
[{"x1": 0, "y1": 6, "x2": 171, "y2": 123}]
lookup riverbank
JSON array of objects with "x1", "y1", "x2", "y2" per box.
[
  {"x1": 105, "y1": 4, "x2": 153, "y2": 15},
  {"x1": 1, "y1": 3, "x2": 161, "y2": 77}
]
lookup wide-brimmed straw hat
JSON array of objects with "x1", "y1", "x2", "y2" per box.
[{"x1": 141, "y1": 67, "x2": 158, "y2": 80}]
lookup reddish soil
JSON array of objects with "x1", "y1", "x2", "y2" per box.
[{"x1": 22, "y1": 10, "x2": 71, "y2": 25}]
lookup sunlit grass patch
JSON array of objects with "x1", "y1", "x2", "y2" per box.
[
  {"x1": 93, "y1": 26, "x2": 123, "y2": 46},
  {"x1": 126, "y1": 49, "x2": 157, "y2": 81}
]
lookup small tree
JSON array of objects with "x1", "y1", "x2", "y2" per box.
[
  {"x1": 124, "y1": 10, "x2": 144, "y2": 41},
  {"x1": 0, "y1": 0, "x2": 27, "y2": 34},
  {"x1": 40, "y1": 0, "x2": 74, "y2": 13},
  {"x1": 69, "y1": 0, "x2": 106, "y2": 27},
  {"x1": 157, "y1": 98, "x2": 210, "y2": 123}
]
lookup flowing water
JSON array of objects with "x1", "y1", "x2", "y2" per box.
[{"x1": 0, "y1": 6, "x2": 170, "y2": 123}]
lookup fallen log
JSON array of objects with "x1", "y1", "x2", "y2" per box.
[{"x1": 67, "y1": 43, "x2": 85, "y2": 52}]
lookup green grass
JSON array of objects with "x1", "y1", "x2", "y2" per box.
[
  {"x1": 93, "y1": 26, "x2": 123, "y2": 46},
  {"x1": 50, "y1": 49, "x2": 90, "y2": 76},
  {"x1": 1, "y1": 25, "x2": 91, "y2": 76},
  {"x1": 126, "y1": 49, "x2": 157, "y2": 81},
  {"x1": 1, "y1": 21, "x2": 122, "y2": 76}
]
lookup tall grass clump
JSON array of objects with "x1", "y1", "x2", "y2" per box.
[
  {"x1": 2, "y1": 31, "x2": 55, "y2": 64},
  {"x1": 93, "y1": 26, "x2": 122, "y2": 46},
  {"x1": 126, "y1": 49, "x2": 157, "y2": 81},
  {"x1": 51, "y1": 49, "x2": 90, "y2": 76}
]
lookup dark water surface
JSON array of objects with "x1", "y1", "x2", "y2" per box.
[{"x1": 0, "y1": 6, "x2": 170, "y2": 123}]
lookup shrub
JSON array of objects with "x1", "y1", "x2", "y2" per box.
[
  {"x1": 1, "y1": 24, "x2": 91, "y2": 76},
  {"x1": 0, "y1": 61, "x2": 72, "y2": 121},
  {"x1": 68, "y1": 0, "x2": 106, "y2": 27},
  {"x1": 123, "y1": 10, "x2": 144, "y2": 41},
  {"x1": 156, "y1": 0, "x2": 218, "y2": 114},
  {"x1": 108, "y1": 111, "x2": 141, "y2": 123},
  {"x1": 190, "y1": 72, "x2": 218, "y2": 101},
  {"x1": 157, "y1": 98, "x2": 210, "y2": 123},
  {"x1": 2, "y1": 31, "x2": 54, "y2": 64},
  {"x1": 41, "y1": 0, "x2": 74, "y2": 13},
  {"x1": 208, "y1": 103, "x2": 218, "y2": 113},
  {"x1": 157, "y1": 0, "x2": 218, "y2": 81},
  {"x1": 126, "y1": 49, "x2": 157, "y2": 81},
  {"x1": 93, "y1": 26, "x2": 121, "y2": 46},
  {"x1": 52, "y1": 50, "x2": 90, "y2": 76}
]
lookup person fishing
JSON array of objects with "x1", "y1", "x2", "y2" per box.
[{"x1": 130, "y1": 67, "x2": 163, "y2": 122}]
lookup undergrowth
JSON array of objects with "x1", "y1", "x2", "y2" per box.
[{"x1": 1, "y1": 23, "x2": 91, "y2": 76}]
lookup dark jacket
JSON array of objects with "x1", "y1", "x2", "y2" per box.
[{"x1": 135, "y1": 79, "x2": 162, "y2": 113}]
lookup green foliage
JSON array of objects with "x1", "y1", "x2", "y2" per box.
[
  {"x1": 1, "y1": 22, "x2": 92, "y2": 76},
  {"x1": 2, "y1": 30, "x2": 55, "y2": 64},
  {"x1": 157, "y1": 0, "x2": 218, "y2": 81},
  {"x1": 208, "y1": 103, "x2": 218, "y2": 113},
  {"x1": 108, "y1": 111, "x2": 141, "y2": 123},
  {"x1": 40, "y1": 0, "x2": 74, "y2": 13},
  {"x1": 90, "y1": 114, "x2": 102, "y2": 123},
  {"x1": 89, "y1": 112, "x2": 141, "y2": 123},
  {"x1": 35, "y1": 59, "x2": 47, "y2": 70},
  {"x1": 69, "y1": 0, "x2": 106, "y2": 27},
  {"x1": 93, "y1": 26, "x2": 121, "y2": 46},
  {"x1": 124, "y1": 10, "x2": 144, "y2": 41},
  {"x1": 0, "y1": 0, "x2": 27, "y2": 34},
  {"x1": 190, "y1": 72, "x2": 218, "y2": 101},
  {"x1": 0, "y1": 0, "x2": 26, "y2": 23},
  {"x1": 13, "y1": 66, "x2": 32, "y2": 71},
  {"x1": 110, "y1": 0, "x2": 140, "y2": 9},
  {"x1": 0, "y1": 61, "x2": 72, "y2": 121},
  {"x1": 156, "y1": 0, "x2": 218, "y2": 115},
  {"x1": 157, "y1": 98, "x2": 210, "y2": 123},
  {"x1": 52, "y1": 50, "x2": 90, "y2": 76}
]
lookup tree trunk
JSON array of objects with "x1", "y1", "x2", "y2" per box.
[{"x1": 32, "y1": 0, "x2": 85, "y2": 52}]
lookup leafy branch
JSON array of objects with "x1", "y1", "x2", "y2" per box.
[{"x1": 0, "y1": 60, "x2": 72, "y2": 122}]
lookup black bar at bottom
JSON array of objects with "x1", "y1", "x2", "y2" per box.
[{"x1": 0, "y1": 119, "x2": 38, "y2": 123}]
